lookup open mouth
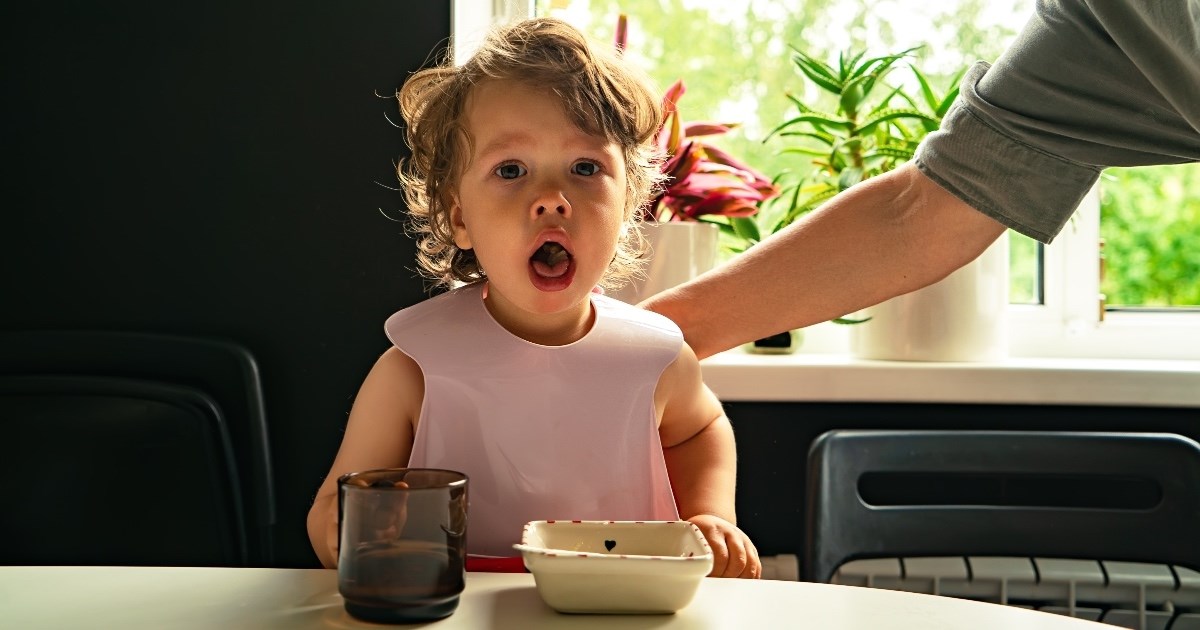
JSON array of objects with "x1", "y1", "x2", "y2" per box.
[{"x1": 530, "y1": 241, "x2": 572, "y2": 279}]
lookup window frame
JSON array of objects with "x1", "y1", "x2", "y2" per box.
[{"x1": 452, "y1": 0, "x2": 533, "y2": 64}]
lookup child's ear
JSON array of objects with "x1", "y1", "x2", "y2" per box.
[{"x1": 449, "y1": 197, "x2": 473, "y2": 249}]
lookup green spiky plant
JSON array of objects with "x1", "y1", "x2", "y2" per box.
[
  {"x1": 729, "y1": 46, "x2": 964, "y2": 251},
  {"x1": 725, "y1": 46, "x2": 964, "y2": 327}
]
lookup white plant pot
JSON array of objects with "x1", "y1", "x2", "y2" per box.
[
  {"x1": 609, "y1": 222, "x2": 719, "y2": 304},
  {"x1": 852, "y1": 233, "x2": 1009, "y2": 362}
]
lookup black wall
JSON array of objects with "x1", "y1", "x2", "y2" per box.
[
  {"x1": 727, "y1": 401, "x2": 1200, "y2": 560},
  {"x1": 2, "y1": 2, "x2": 450, "y2": 567}
]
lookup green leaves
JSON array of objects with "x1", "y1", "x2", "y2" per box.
[
  {"x1": 718, "y1": 45, "x2": 967, "y2": 326},
  {"x1": 750, "y1": 45, "x2": 962, "y2": 239},
  {"x1": 856, "y1": 108, "x2": 940, "y2": 136}
]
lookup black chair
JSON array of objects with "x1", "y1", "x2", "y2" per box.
[
  {"x1": 0, "y1": 375, "x2": 246, "y2": 565},
  {"x1": 0, "y1": 330, "x2": 276, "y2": 566},
  {"x1": 805, "y1": 429, "x2": 1200, "y2": 584}
]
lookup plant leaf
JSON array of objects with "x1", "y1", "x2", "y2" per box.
[
  {"x1": 777, "y1": 130, "x2": 835, "y2": 146},
  {"x1": 839, "y1": 73, "x2": 874, "y2": 118},
  {"x1": 785, "y1": 92, "x2": 816, "y2": 113},
  {"x1": 766, "y1": 113, "x2": 851, "y2": 140},
  {"x1": 683, "y1": 121, "x2": 739, "y2": 137},
  {"x1": 614, "y1": 14, "x2": 627, "y2": 53},
  {"x1": 729, "y1": 216, "x2": 761, "y2": 243},
  {"x1": 838, "y1": 167, "x2": 864, "y2": 190},
  {"x1": 779, "y1": 146, "x2": 833, "y2": 158},
  {"x1": 911, "y1": 65, "x2": 938, "y2": 111},
  {"x1": 842, "y1": 49, "x2": 869, "y2": 81},
  {"x1": 788, "y1": 47, "x2": 842, "y2": 95},
  {"x1": 872, "y1": 84, "x2": 908, "y2": 114},
  {"x1": 784, "y1": 186, "x2": 838, "y2": 223},
  {"x1": 865, "y1": 145, "x2": 916, "y2": 161},
  {"x1": 662, "y1": 79, "x2": 686, "y2": 117},
  {"x1": 856, "y1": 108, "x2": 940, "y2": 136}
]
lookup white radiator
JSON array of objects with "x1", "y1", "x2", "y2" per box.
[
  {"x1": 832, "y1": 556, "x2": 1200, "y2": 630},
  {"x1": 760, "y1": 553, "x2": 800, "y2": 581}
]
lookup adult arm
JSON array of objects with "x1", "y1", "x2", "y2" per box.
[
  {"x1": 306, "y1": 347, "x2": 424, "y2": 569},
  {"x1": 644, "y1": 163, "x2": 1006, "y2": 359},
  {"x1": 644, "y1": 1, "x2": 1200, "y2": 360}
]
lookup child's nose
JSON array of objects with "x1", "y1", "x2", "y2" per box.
[{"x1": 530, "y1": 185, "x2": 572, "y2": 219}]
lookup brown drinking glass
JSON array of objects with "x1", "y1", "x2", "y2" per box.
[{"x1": 337, "y1": 468, "x2": 468, "y2": 623}]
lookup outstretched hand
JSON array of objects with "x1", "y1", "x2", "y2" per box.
[{"x1": 687, "y1": 514, "x2": 761, "y2": 579}]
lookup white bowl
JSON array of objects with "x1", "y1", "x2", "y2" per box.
[{"x1": 513, "y1": 520, "x2": 713, "y2": 614}]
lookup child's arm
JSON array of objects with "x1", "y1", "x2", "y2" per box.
[
  {"x1": 657, "y1": 342, "x2": 761, "y2": 579},
  {"x1": 305, "y1": 347, "x2": 424, "y2": 569}
]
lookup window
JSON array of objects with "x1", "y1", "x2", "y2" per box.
[{"x1": 456, "y1": 0, "x2": 1200, "y2": 360}]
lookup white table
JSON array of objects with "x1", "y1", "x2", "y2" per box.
[{"x1": 0, "y1": 566, "x2": 1111, "y2": 629}]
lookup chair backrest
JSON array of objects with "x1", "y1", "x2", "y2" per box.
[
  {"x1": 804, "y1": 430, "x2": 1200, "y2": 583},
  {"x1": 0, "y1": 375, "x2": 246, "y2": 565},
  {"x1": 0, "y1": 330, "x2": 276, "y2": 566}
]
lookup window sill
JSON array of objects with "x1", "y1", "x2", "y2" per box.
[{"x1": 700, "y1": 351, "x2": 1200, "y2": 407}]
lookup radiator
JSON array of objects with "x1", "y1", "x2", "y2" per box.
[
  {"x1": 832, "y1": 556, "x2": 1200, "y2": 630},
  {"x1": 760, "y1": 554, "x2": 800, "y2": 581}
]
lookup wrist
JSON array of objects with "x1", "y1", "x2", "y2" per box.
[{"x1": 686, "y1": 512, "x2": 736, "y2": 526}]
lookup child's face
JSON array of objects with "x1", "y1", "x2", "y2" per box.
[{"x1": 451, "y1": 79, "x2": 628, "y2": 322}]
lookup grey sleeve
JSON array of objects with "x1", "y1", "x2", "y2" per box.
[{"x1": 916, "y1": 0, "x2": 1200, "y2": 244}]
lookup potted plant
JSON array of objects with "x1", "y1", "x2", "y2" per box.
[
  {"x1": 732, "y1": 46, "x2": 949, "y2": 244},
  {"x1": 726, "y1": 46, "x2": 1006, "y2": 360},
  {"x1": 611, "y1": 16, "x2": 781, "y2": 303},
  {"x1": 642, "y1": 79, "x2": 779, "y2": 224}
]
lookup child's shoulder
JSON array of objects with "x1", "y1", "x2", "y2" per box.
[
  {"x1": 383, "y1": 282, "x2": 486, "y2": 353},
  {"x1": 385, "y1": 282, "x2": 481, "y2": 325},
  {"x1": 593, "y1": 293, "x2": 681, "y2": 336},
  {"x1": 592, "y1": 293, "x2": 685, "y2": 363}
]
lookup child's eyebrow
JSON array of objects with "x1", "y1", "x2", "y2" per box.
[
  {"x1": 475, "y1": 131, "x2": 617, "y2": 163},
  {"x1": 475, "y1": 132, "x2": 534, "y2": 161}
]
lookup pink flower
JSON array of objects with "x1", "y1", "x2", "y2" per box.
[
  {"x1": 642, "y1": 80, "x2": 779, "y2": 222},
  {"x1": 614, "y1": 16, "x2": 778, "y2": 222}
]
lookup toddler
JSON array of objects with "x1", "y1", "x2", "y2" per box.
[{"x1": 307, "y1": 17, "x2": 759, "y2": 579}]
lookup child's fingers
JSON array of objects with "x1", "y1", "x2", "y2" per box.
[
  {"x1": 718, "y1": 530, "x2": 751, "y2": 578},
  {"x1": 689, "y1": 515, "x2": 761, "y2": 578},
  {"x1": 705, "y1": 529, "x2": 730, "y2": 577},
  {"x1": 738, "y1": 536, "x2": 762, "y2": 579},
  {"x1": 714, "y1": 529, "x2": 761, "y2": 579}
]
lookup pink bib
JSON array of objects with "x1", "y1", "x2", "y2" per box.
[{"x1": 385, "y1": 282, "x2": 682, "y2": 557}]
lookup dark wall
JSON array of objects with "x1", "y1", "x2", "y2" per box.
[
  {"x1": 2, "y1": 2, "x2": 450, "y2": 567},
  {"x1": 727, "y1": 401, "x2": 1200, "y2": 561}
]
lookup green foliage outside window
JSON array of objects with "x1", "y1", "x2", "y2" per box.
[
  {"x1": 1101, "y1": 165, "x2": 1200, "y2": 307},
  {"x1": 541, "y1": 0, "x2": 1200, "y2": 308}
]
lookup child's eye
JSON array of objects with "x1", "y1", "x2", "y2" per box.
[
  {"x1": 571, "y1": 161, "x2": 599, "y2": 176},
  {"x1": 495, "y1": 163, "x2": 526, "y2": 179}
]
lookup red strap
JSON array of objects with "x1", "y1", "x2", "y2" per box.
[{"x1": 466, "y1": 555, "x2": 528, "y2": 573}]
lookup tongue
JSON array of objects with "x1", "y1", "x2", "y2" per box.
[
  {"x1": 532, "y1": 257, "x2": 570, "y2": 278},
  {"x1": 531, "y1": 242, "x2": 570, "y2": 278}
]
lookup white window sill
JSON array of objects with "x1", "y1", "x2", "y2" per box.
[{"x1": 700, "y1": 351, "x2": 1200, "y2": 408}]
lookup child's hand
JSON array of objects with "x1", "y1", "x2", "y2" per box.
[{"x1": 686, "y1": 514, "x2": 761, "y2": 579}]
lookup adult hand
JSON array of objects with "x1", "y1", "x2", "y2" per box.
[{"x1": 687, "y1": 513, "x2": 761, "y2": 578}]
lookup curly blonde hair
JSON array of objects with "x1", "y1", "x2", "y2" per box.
[{"x1": 396, "y1": 17, "x2": 665, "y2": 289}]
